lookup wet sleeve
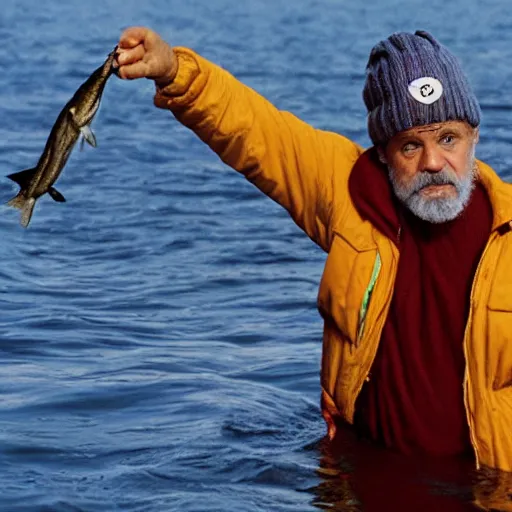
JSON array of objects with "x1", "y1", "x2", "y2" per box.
[{"x1": 154, "y1": 47, "x2": 364, "y2": 252}]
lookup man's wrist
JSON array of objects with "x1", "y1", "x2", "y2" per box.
[
  {"x1": 154, "y1": 56, "x2": 179, "y2": 89},
  {"x1": 153, "y1": 48, "x2": 202, "y2": 108}
]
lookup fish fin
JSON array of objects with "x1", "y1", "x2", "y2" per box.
[
  {"x1": 80, "y1": 136, "x2": 85, "y2": 152},
  {"x1": 7, "y1": 194, "x2": 36, "y2": 228},
  {"x1": 7, "y1": 192, "x2": 25, "y2": 209},
  {"x1": 20, "y1": 197, "x2": 36, "y2": 228},
  {"x1": 6, "y1": 167, "x2": 38, "y2": 188},
  {"x1": 80, "y1": 125, "x2": 97, "y2": 148},
  {"x1": 48, "y1": 187, "x2": 66, "y2": 203}
]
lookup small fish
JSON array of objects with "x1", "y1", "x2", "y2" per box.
[{"x1": 6, "y1": 46, "x2": 118, "y2": 227}]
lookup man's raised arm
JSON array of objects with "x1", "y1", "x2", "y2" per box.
[{"x1": 116, "y1": 26, "x2": 364, "y2": 251}]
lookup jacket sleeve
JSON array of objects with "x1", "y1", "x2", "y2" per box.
[{"x1": 154, "y1": 47, "x2": 365, "y2": 252}]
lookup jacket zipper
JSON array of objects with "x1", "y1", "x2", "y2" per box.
[
  {"x1": 350, "y1": 237, "x2": 399, "y2": 416},
  {"x1": 358, "y1": 226, "x2": 401, "y2": 379},
  {"x1": 357, "y1": 252, "x2": 382, "y2": 346},
  {"x1": 462, "y1": 231, "x2": 497, "y2": 470},
  {"x1": 356, "y1": 226, "x2": 401, "y2": 352}
]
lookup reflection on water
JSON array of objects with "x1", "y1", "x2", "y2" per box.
[{"x1": 309, "y1": 426, "x2": 512, "y2": 512}]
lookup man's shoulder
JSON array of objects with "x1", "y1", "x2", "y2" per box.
[
  {"x1": 477, "y1": 159, "x2": 512, "y2": 225},
  {"x1": 477, "y1": 159, "x2": 512, "y2": 191}
]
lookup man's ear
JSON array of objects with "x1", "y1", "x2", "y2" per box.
[
  {"x1": 474, "y1": 127, "x2": 480, "y2": 145},
  {"x1": 377, "y1": 146, "x2": 388, "y2": 165}
]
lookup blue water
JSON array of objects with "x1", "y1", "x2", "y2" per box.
[{"x1": 1, "y1": 1, "x2": 512, "y2": 510}]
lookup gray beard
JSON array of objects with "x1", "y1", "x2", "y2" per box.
[{"x1": 388, "y1": 160, "x2": 477, "y2": 224}]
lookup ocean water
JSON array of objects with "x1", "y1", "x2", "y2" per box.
[{"x1": 1, "y1": 0, "x2": 512, "y2": 510}]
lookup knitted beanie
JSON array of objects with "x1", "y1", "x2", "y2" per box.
[{"x1": 363, "y1": 30, "x2": 481, "y2": 145}]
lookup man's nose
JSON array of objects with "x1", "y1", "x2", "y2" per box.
[{"x1": 420, "y1": 145, "x2": 445, "y2": 173}]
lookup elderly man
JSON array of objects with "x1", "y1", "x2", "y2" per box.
[{"x1": 115, "y1": 27, "x2": 512, "y2": 472}]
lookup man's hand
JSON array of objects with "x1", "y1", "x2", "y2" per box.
[
  {"x1": 115, "y1": 27, "x2": 179, "y2": 88},
  {"x1": 322, "y1": 407, "x2": 337, "y2": 441}
]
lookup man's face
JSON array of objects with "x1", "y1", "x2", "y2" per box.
[{"x1": 379, "y1": 121, "x2": 479, "y2": 223}]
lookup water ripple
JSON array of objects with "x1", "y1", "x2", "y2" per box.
[{"x1": 1, "y1": 0, "x2": 511, "y2": 511}]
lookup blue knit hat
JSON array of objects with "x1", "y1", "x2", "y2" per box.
[{"x1": 363, "y1": 30, "x2": 481, "y2": 145}]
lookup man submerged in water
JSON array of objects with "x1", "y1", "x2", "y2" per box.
[{"x1": 114, "y1": 27, "x2": 512, "y2": 477}]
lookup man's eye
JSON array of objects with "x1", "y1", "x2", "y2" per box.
[
  {"x1": 441, "y1": 134, "x2": 456, "y2": 144},
  {"x1": 402, "y1": 143, "x2": 417, "y2": 153}
]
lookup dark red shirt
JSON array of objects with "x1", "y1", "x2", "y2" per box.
[{"x1": 349, "y1": 149, "x2": 493, "y2": 456}]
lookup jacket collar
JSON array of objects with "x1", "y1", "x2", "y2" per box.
[
  {"x1": 348, "y1": 148, "x2": 401, "y2": 242},
  {"x1": 476, "y1": 160, "x2": 512, "y2": 231}
]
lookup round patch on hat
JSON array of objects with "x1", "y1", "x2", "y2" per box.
[{"x1": 408, "y1": 77, "x2": 443, "y2": 105}]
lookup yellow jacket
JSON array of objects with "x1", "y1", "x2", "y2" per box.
[{"x1": 155, "y1": 47, "x2": 512, "y2": 473}]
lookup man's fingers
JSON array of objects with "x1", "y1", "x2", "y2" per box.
[
  {"x1": 118, "y1": 26, "x2": 149, "y2": 49},
  {"x1": 321, "y1": 402, "x2": 337, "y2": 441},
  {"x1": 327, "y1": 421, "x2": 337, "y2": 441},
  {"x1": 116, "y1": 27, "x2": 175, "y2": 82},
  {"x1": 116, "y1": 44, "x2": 145, "y2": 66},
  {"x1": 117, "y1": 61, "x2": 149, "y2": 80}
]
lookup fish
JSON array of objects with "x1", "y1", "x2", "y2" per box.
[{"x1": 6, "y1": 46, "x2": 118, "y2": 228}]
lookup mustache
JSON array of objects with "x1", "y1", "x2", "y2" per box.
[{"x1": 408, "y1": 168, "x2": 459, "y2": 195}]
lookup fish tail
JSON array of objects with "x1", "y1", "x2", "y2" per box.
[{"x1": 7, "y1": 194, "x2": 36, "y2": 228}]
